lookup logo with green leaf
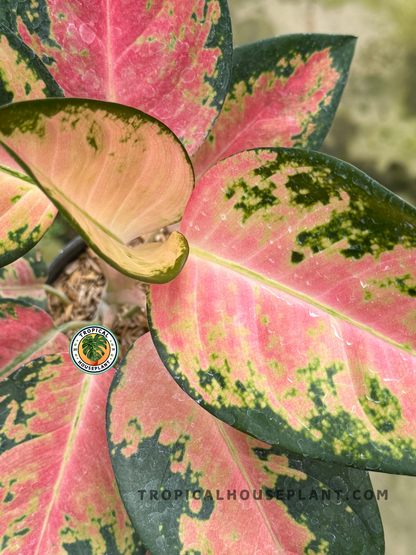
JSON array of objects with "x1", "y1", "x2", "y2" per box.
[
  {"x1": 81, "y1": 334, "x2": 108, "y2": 365},
  {"x1": 69, "y1": 326, "x2": 119, "y2": 375}
]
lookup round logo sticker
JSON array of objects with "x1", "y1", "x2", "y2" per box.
[{"x1": 69, "y1": 326, "x2": 119, "y2": 374}]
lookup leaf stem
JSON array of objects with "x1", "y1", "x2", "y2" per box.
[
  {"x1": 122, "y1": 306, "x2": 140, "y2": 319},
  {"x1": 43, "y1": 284, "x2": 71, "y2": 305}
]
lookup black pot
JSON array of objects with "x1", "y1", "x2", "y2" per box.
[{"x1": 46, "y1": 236, "x2": 87, "y2": 285}]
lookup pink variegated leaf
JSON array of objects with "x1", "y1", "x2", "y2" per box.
[
  {"x1": 149, "y1": 148, "x2": 416, "y2": 475},
  {"x1": 0, "y1": 98, "x2": 194, "y2": 283},
  {"x1": 107, "y1": 333, "x2": 384, "y2": 555},
  {"x1": 0, "y1": 353, "x2": 144, "y2": 554},
  {"x1": 0, "y1": 24, "x2": 63, "y2": 266},
  {"x1": 6, "y1": 0, "x2": 232, "y2": 155},
  {"x1": 192, "y1": 34, "x2": 356, "y2": 181},
  {"x1": 0, "y1": 249, "x2": 48, "y2": 309},
  {"x1": 0, "y1": 299, "x2": 71, "y2": 381},
  {"x1": 0, "y1": 166, "x2": 57, "y2": 267},
  {"x1": 0, "y1": 22, "x2": 63, "y2": 107}
]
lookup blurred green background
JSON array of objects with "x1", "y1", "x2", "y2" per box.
[{"x1": 37, "y1": 2, "x2": 416, "y2": 552}]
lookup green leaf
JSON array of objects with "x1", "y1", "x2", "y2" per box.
[
  {"x1": 107, "y1": 334, "x2": 385, "y2": 555},
  {"x1": 0, "y1": 98, "x2": 195, "y2": 283},
  {"x1": 82, "y1": 334, "x2": 107, "y2": 362}
]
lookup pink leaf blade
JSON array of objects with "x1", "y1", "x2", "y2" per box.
[
  {"x1": 0, "y1": 249, "x2": 48, "y2": 309},
  {"x1": 0, "y1": 300, "x2": 68, "y2": 382},
  {"x1": 0, "y1": 353, "x2": 143, "y2": 554},
  {"x1": 9, "y1": 0, "x2": 233, "y2": 156},
  {"x1": 192, "y1": 35, "x2": 356, "y2": 180},
  {"x1": 149, "y1": 147, "x2": 416, "y2": 475},
  {"x1": 107, "y1": 333, "x2": 384, "y2": 555},
  {"x1": 0, "y1": 169, "x2": 57, "y2": 268}
]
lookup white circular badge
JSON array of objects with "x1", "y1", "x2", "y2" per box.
[{"x1": 69, "y1": 325, "x2": 119, "y2": 374}]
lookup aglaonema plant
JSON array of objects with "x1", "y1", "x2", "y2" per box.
[{"x1": 1, "y1": 1, "x2": 409, "y2": 554}]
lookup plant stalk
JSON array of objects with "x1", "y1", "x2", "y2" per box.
[
  {"x1": 122, "y1": 306, "x2": 141, "y2": 319},
  {"x1": 42, "y1": 284, "x2": 71, "y2": 306}
]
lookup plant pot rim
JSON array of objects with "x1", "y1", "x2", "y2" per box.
[{"x1": 46, "y1": 236, "x2": 87, "y2": 285}]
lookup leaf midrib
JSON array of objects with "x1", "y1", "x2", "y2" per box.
[
  {"x1": 33, "y1": 165, "x2": 124, "y2": 244},
  {"x1": 0, "y1": 326, "x2": 59, "y2": 379},
  {"x1": 190, "y1": 246, "x2": 416, "y2": 356},
  {"x1": 0, "y1": 320, "x2": 88, "y2": 379},
  {"x1": 106, "y1": 0, "x2": 115, "y2": 101},
  {"x1": 0, "y1": 164, "x2": 35, "y2": 184},
  {"x1": 34, "y1": 374, "x2": 91, "y2": 555},
  {"x1": 0, "y1": 284, "x2": 44, "y2": 291},
  {"x1": 217, "y1": 419, "x2": 381, "y2": 553},
  {"x1": 215, "y1": 419, "x2": 284, "y2": 554}
]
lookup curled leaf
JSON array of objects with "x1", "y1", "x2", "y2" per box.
[{"x1": 0, "y1": 99, "x2": 195, "y2": 283}]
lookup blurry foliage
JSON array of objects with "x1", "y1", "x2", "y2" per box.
[{"x1": 318, "y1": 0, "x2": 416, "y2": 46}]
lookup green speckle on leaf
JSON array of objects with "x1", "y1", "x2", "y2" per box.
[
  {"x1": 3, "y1": 491, "x2": 14, "y2": 503},
  {"x1": 379, "y1": 274, "x2": 416, "y2": 298},
  {"x1": 291, "y1": 251, "x2": 305, "y2": 264},
  {"x1": 41, "y1": 54, "x2": 55, "y2": 67},
  {"x1": 225, "y1": 177, "x2": 280, "y2": 223},
  {"x1": 359, "y1": 374, "x2": 402, "y2": 434},
  {"x1": 86, "y1": 120, "x2": 103, "y2": 152}
]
